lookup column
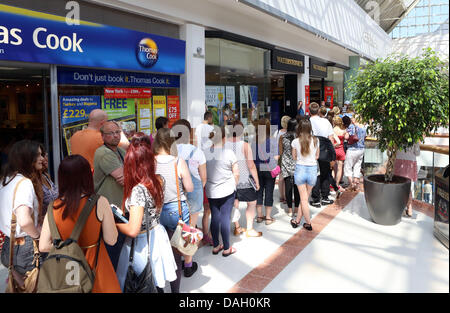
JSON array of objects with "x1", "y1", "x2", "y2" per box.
[
  {"x1": 297, "y1": 55, "x2": 309, "y2": 112},
  {"x1": 180, "y1": 24, "x2": 205, "y2": 129},
  {"x1": 344, "y1": 56, "x2": 360, "y2": 103}
]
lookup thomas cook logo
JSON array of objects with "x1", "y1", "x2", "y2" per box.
[{"x1": 136, "y1": 38, "x2": 158, "y2": 68}]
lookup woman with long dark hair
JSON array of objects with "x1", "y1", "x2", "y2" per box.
[
  {"x1": 0, "y1": 140, "x2": 44, "y2": 275},
  {"x1": 255, "y1": 118, "x2": 279, "y2": 225},
  {"x1": 279, "y1": 118, "x2": 300, "y2": 217},
  {"x1": 290, "y1": 119, "x2": 320, "y2": 231},
  {"x1": 153, "y1": 128, "x2": 194, "y2": 291},
  {"x1": 206, "y1": 126, "x2": 239, "y2": 256},
  {"x1": 38, "y1": 144, "x2": 58, "y2": 226},
  {"x1": 115, "y1": 132, "x2": 177, "y2": 292},
  {"x1": 39, "y1": 154, "x2": 121, "y2": 292}
]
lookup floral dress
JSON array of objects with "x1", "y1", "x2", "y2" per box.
[
  {"x1": 116, "y1": 183, "x2": 177, "y2": 290},
  {"x1": 280, "y1": 132, "x2": 296, "y2": 178}
]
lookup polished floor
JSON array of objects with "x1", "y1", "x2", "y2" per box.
[{"x1": 1, "y1": 187, "x2": 448, "y2": 293}]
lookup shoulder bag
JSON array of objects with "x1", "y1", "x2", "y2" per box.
[
  {"x1": 170, "y1": 160, "x2": 203, "y2": 256},
  {"x1": 6, "y1": 177, "x2": 40, "y2": 293},
  {"x1": 123, "y1": 186, "x2": 156, "y2": 293}
]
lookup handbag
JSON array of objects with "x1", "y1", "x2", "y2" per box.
[
  {"x1": 123, "y1": 196, "x2": 156, "y2": 293},
  {"x1": 6, "y1": 177, "x2": 40, "y2": 293},
  {"x1": 170, "y1": 160, "x2": 203, "y2": 256},
  {"x1": 270, "y1": 165, "x2": 281, "y2": 178},
  {"x1": 347, "y1": 134, "x2": 359, "y2": 145}
]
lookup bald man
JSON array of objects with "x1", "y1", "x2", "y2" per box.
[{"x1": 70, "y1": 109, "x2": 108, "y2": 169}]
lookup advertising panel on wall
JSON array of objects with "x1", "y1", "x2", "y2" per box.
[
  {"x1": 205, "y1": 85, "x2": 225, "y2": 125},
  {"x1": 0, "y1": 4, "x2": 185, "y2": 74},
  {"x1": 60, "y1": 95, "x2": 101, "y2": 155},
  {"x1": 167, "y1": 96, "x2": 180, "y2": 128},
  {"x1": 324, "y1": 86, "x2": 334, "y2": 107},
  {"x1": 137, "y1": 98, "x2": 153, "y2": 136},
  {"x1": 152, "y1": 95, "x2": 167, "y2": 130},
  {"x1": 305, "y1": 85, "x2": 310, "y2": 114}
]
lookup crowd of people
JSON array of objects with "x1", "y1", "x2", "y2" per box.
[{"x1": 0, "y1": 101, "x2": 371, "y2": 293}]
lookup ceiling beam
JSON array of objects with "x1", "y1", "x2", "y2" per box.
[{"x1": 385, "y1": 0, "x2": 421, "y2": 33}]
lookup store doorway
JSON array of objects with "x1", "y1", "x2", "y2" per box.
[
  {"x1": 0, "y1": 61, "x2": 51, "y2": 175},
  {"x1": 270, "y1": 72, "x2": 284, "y2": 127},
  {"x1": 309, "y1": 77, "x2": 323, "y2": 104}
]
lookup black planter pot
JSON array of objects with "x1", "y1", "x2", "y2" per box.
[{"x1": 363, "y1": 174, "x2": 411, "y2": 225}]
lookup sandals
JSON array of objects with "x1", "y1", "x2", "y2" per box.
[
  {"x1": 222, "y1": 247, "x2": 237, "y2": 257},
  {"x1": 290, "y1": 219, "x2": 300, "y2": 229},
  {"x1": 234, "y1": 226, "x2": 246, "y2": 236},
  {"x1": 404, "y1": 209, "x2": 413, "y2": 218},
  {"x1": 303, "y1": 223, "x2": 313, "y2": 231},
  {"x1": 202, "y1": 234, "x2": 213, "y2": 246},
  {"x1": 256, "y1": 216, "x2": 266, "y2": 223},
  {"x1": 265, "y1": 217, "x2": 276, "y2": 225},
  {"x1": 212, "y1": 244, "x2": 224, "y2": 255},
  {"x1": 245, "y1": 229, "x2": 262, "y2": 237}
]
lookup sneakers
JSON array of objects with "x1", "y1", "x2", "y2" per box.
[
  {"x1": 321, "y1": 198, "x2": 334, "y2": 205},
  {"x1": 310, "y1": 201, "x2": 321, "y2": 208},
  {"x1": 183, "y1": 262, "x2": 198, "y2": 277}
]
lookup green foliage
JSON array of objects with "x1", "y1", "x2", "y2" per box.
[{"x1": 346, "y1": 48, "x2": 449, "y2": 181}]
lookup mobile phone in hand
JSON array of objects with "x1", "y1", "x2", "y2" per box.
[{"x1": 111, "y1": 204, "x2": 128, "y2": 224}]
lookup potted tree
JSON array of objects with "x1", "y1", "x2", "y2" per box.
[{"x1": 347, "y1": 48, "x2": 449, "y2": 225}]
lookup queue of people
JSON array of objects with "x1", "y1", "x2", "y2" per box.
[{"x1": 0, "y1": 103, "x2": 369, "y2": 293}]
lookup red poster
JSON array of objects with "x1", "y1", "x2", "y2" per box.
[
  {"x1": 305, "y1": 85, "x2": 310, "y2": 115},
  {"x1": 167, "y1": 96, "x2": 180, "y2": 128},
  {"x1": 104, "y1": 88, "x2": 152, "y2": 98},
  {"x1": 324, "y1": 86, "x2": 334, "y2": 108}
]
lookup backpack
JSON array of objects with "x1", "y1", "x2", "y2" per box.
[{"x1": 37, "y1": 194, "x2": 101, "y2": 293}]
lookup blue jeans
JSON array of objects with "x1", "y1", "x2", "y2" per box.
[
  {"x1": 160, "y1": 200, "x2": 190, "y2": 231},
  {"x1": 294, "y1": 164, "x2": 318, "y2": 187}
]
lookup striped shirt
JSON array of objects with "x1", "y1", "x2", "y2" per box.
[{"x1": 155, "y1": 155, "x2": 186, "y2": 203}]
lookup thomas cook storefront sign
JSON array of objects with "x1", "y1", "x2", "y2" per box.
[{"x1": 0, "y1": 4, "x2": 185, "y2": 74}]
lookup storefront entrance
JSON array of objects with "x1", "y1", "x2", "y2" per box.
[{"x1": 0, "y1": 61, "x2": 51, "y2": 175}]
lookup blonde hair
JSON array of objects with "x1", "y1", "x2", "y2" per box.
[
  {"x1": 333, "y1": 116, "x2": 344, "y2": 129},
  {"x1": 281, "y1": 115, "x2": 290, "y2": 129},
  {"x1": 332, "y1": 106, "x2": 341, "y2": 116}
]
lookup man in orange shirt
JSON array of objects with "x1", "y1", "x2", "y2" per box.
[{"x1": 70, "y1": 109, "x2": 107, "y2": 169}]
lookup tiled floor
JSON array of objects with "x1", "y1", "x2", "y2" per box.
[{"x1": 1, "y1": 187, "x2": 448, "y2": 293}]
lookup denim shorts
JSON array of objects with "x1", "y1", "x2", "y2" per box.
[
  {"x1": 186, "y1": 177, "x2": 203, "y2": 214},
  {"x1": 294, "y1": 164, "x2": 318, "y2": 186},
  {"x1": 159, "y1": 200, "x2": 190, "y2": 231}
]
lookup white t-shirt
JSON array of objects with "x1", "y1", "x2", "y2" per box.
[
  {"x1": 310, "y1": 116, "x2": 334, "y2": 138},
  {"x1": 195, "y1": 123, "x2": 214, "y2": 151},
  {"x1": 205, "y1": 148, "x2": 237, "y2": 199},
  {"x1": 177, "y1": 144, "x2": 206, "y2": 181},
  {"x1": 291, "y1": 138, "x2": 319, "y2": 166},
  {"x1": 0, "y1": 174, "x2": 39, "y2": 238}
]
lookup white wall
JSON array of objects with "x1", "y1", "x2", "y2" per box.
[
  {"x1": 180, "y1": 24, "x2": 206, "y2": 128},
  {"x1": 87, "y1": 0, "x2": 390, "y2": 66},
  {"x1": 239, "y1": 0, "x2": 392, "y2": 60}
]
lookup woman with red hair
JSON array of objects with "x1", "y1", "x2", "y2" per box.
[{"x1": 115, "y1": 133, "x2": 177, "y2": 292}]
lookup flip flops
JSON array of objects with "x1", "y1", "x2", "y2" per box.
[
  {"x1": 212, "y1": 245, "x2": 224, "y2": 255},
  {"x1": 222, "y1": 247, "x2": 237, "y2": 257}
]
